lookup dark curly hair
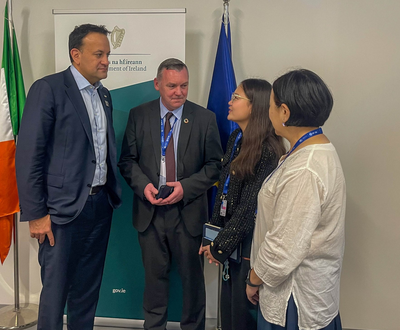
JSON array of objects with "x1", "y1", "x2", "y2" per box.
[{"x1": 68, "y1": 24, "x2": 110, "y2": 62}]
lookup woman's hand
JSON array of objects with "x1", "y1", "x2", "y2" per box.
[
  {"x1": 246, "y1": 269, "x2": 263, "y2": 305},
  {"x1": 199, "y1": 244, "x2": 220, "y2": 266},
  {"x1": 246, "y1": 285, "x2": 259, "y2": 305}
]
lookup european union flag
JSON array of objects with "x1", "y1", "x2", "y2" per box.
[
  {"x1": 207, "y1": 18, "x2": 238, "y2": 151},
  {"x1": 207, "y1": 17, "x2": 238, "y2": 219}
]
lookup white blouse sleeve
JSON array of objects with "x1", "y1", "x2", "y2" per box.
[{"x1": 253, "y1": 168, "x2": 326, "y2": 288}]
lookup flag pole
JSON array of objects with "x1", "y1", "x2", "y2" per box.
[
  {"x1": 213, "y1": 1, "x2": 231, "y2": 330},
  {"x1": 0, "y1": 0, "x2": 38, "y2": 328},
  {"x1": 12, "y1": 213, "x2": 20, "y2": 312},
  {"x1": 215, "y1": 265, "x2": 222, "y2": 330},
  {"x1": 223, "y1": 0, "x2": 230, "y2": 34},
  {"x1": 0, "y1": 214, "x2": 38, "y2": 328}
]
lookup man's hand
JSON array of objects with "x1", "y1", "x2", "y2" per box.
[
  {"x1": 159, "y1": 181, "x2": 184, "y2": 205},
  {"x1": 246, "y1": 285, "x2": 259, "y2": 305},
  {"x1": 199, "y1": 244, "x2": 219, "y2": 266},
  {"x1": 29, "y1": 214, "x2": 55, "y2": 246},
  {"x1": 144, "y1": 183, "x2": 164, "y2": 205}
]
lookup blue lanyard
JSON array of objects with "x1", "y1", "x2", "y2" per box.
[
  {"x1": 264, "y1": 127, "x2": 323, "y2": 185},
  {"x1": 160, "y1": 116, "x2": 178, "y2": 157},
  {"x1": 222, "y1": 132, "x2": 243, "y2": 195}
]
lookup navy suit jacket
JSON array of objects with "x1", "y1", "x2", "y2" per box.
[
  {"x1": 16, "y1": 68, "x2": 122, "y2": 224},
  {"x1": 118, "y1": 99, "x2": 223, "y2": 237}
]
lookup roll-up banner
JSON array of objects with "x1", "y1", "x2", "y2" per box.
[{"x1": 53, "y1": 9, "x2": 186, "y2": 324}]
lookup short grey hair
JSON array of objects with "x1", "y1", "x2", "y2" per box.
[{"x1": 156, "y1": 58, "x2": 189, "y2": 80}]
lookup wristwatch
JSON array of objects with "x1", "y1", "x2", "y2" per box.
[{"x1": 245, "y1": 269, "x2": 261, "y2": 287}]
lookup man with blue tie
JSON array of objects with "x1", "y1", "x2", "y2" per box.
[
  {"x1": 118, "y1": 58, "x2": 223, "y2": 330},
  {"x1": 15, "y1": 24, "x2": 122, "y2": 330}
]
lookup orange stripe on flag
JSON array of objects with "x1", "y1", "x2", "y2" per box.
[
  {"x1": 0, "y1": 140, "x2": 17, "y2": 264},
  {"x1": 0, "y1": 139, "x2": 19, "y2": 217},
  {"x1": 0, "y1": 214, "x2": 13, "y2": 264}
]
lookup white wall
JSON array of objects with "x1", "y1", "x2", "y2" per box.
[{"x1": 1, "y1": 1, "x2": 400, "y2": 329}]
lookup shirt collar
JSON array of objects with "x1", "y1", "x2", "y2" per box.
[
  {"x1": 70, "y1": 65, "x2": 103, "y2": 91},
  {"x1": 159, "y1": 98, "x2": 183, "y2": 120}
]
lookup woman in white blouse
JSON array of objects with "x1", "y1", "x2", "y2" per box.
[{"x1": 246, "y1": 69, "x2": 345, "y2": 330}]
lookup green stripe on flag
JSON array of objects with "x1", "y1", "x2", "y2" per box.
[{"x1": 2, "y1": 2, "x2": 25, "y2": 135}]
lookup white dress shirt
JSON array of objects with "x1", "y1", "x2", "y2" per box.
[
  {"x1": 158, "y1": 98, "x2": 183, "y2": 187},
  {"x1": 251, "y1": 143, "x2": 346, "y2": 330},
  {"x1": 70, "y1": 65, "x2": 108, "y2": 187}
]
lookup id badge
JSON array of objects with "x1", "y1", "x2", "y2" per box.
[
  {"x1": 159, "y1": 155, "x2": 166, "y2": 186},
  {"x1": 220, "y1": 199, "x2": 227, "y2": 217}
]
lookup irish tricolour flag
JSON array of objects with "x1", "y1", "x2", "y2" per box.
[
  {"x1": 0, "y1": 67, "x2": 18, "y2": 264},
  {"x1": 0, "y1": 2, "x2": 25, "y2": 264}
]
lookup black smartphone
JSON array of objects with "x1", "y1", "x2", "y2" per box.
[{"x1": 155, "y1": 185, "x2": 174, "y2": 199}]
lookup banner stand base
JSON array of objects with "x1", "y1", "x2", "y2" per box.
[{"x1": 0, "y1": 303, "x2": 38, "y2": 329}]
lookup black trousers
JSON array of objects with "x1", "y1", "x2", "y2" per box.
[
  {"x1": 138, "y1": 205, "x2": 205, "y2": 330},
  {"x1": 37, "y1": 188, "x2": 113, "y2": 330},
  {"x1": 221, "y1": 258, "x2": 257, "y2": 330}
]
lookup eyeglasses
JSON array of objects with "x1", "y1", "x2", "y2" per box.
[{"x1": 231, "y1": 93, "x2": 251, "y2": 102}]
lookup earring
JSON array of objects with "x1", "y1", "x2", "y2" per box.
[{"x1": 282, "y1": 122, "x2": 286, "y2": 127}]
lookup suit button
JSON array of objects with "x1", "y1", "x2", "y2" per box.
[
  {"x1": 218, "y1": 250, "x2": 223, "y2": 254},
  {"x1": 221, "y1": 158, "x2": 223, "y2": 162},
  {"x1": 92, "y1": 160, "x2": 96, "y2": 164},
  {"x1": 87, "y1": 184, "x2": 91, "y2": 187},
  {"x1": 211, "y1": 242, "x2": 214, "y2": 247}
]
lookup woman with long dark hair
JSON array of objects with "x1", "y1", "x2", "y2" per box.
[{"x1": 200, "y1": 78, "x2": 285, "y2": 330}]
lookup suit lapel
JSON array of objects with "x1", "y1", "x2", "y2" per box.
[
  {"x1": 98, "y1": 87, "x2": 115, "y2": 155},
  {"x1": 149, "y1": 101, "x2": 161, "y2": 167},
  {"x1": 63, "y1": 69, "x2": 94, "y2": 147},
  {"x1": 99, "y1": 87, "x2": 112, "y2": 125},
  {"x1": 177, "y1": 102, "x2": 194, "y2": 177}
]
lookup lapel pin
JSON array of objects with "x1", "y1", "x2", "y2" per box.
[
  {"x1": 105, "y1": 100, "x2": 110, "y2": 107},
  {"x1": 184, "y1": 118, "x2": 189, "y2": 124}
]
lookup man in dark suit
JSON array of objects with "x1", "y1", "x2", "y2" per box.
[
  {"x1": 118, "y1": 58, "x2": 223, "y2": 330},
  {"x1": 15, "y1": 24, "x2": 121, "y2": 330}
]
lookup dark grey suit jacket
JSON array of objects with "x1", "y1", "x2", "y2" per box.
[
  {"x1": 118, "y1": 98, "x2": 222, "y2": 237},
  {"x1": 16, "y1": 68, "x2": 122, "y2": 223}
]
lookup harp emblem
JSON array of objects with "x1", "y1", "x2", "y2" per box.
[{"x1": 111, "y1": 26, "x2": 125, "y2": 49}]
